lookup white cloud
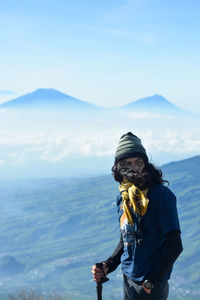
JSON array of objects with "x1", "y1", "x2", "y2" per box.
[
  {"x1": 141, "y1": 130, "x2": 200, "y2": 154},
  {"x1": 0, "y1": 125, "x2": 199, "y2": 165},
  {"x1": 39, "y1": 128, "x2": 121, "y2": 162}
]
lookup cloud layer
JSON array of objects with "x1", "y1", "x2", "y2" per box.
[{"x1": 0, "y1": 126, "x2": 199, "y2": 166}]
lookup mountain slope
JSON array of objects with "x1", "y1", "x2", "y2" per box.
[
  {"x1": 0, "y1": 88, "x2": 99, "y2": 110},
  {"x1": 0, "y1": 155, "x2": 199, "y2": 299}
]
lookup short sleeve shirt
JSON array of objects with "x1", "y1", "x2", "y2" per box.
[{"x1": 117, "y1": 184, "x2": 181, "y2": 282}]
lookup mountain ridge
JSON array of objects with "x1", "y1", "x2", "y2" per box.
[
  {"x1": 0, "y1": 88, "x2": 99, "y2": 110},
  {"x1": 0, "y1": 88, "x2": 189, "y2": 114},
  {"x1": 162, "y1": 155, "x2": 200, "y2": 171}
]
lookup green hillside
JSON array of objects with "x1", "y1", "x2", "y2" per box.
[{"x1": 0, "y1": 156, "x2": 199, "y2": 300}]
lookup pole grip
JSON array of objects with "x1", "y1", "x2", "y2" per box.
[{"x1": 95, "y1": 262, "x2": 109, "y2": 284}]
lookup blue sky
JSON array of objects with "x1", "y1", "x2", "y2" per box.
[{"x1": 0, "y1": 0, "x2": 200, "y2": 111}]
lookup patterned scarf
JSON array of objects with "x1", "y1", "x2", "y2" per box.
[{"x1": 119, "y1": 179, "x2": 149, "y2": 225}]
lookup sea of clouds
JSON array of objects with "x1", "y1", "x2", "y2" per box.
[{"x1": 0, "y1": 108, "x2": 199, "y2": 179}]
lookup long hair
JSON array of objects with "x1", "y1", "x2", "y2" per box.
[{"x1": 111, "y1": 160, "x2": 169, "y2": 188}]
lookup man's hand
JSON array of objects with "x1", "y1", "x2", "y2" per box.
[
  {"x1": 91, "y1": 262, "x2": 108, "y2": 282},
  {"x1": 142, "y1": 282, "x2": 151, "y2": 294}
]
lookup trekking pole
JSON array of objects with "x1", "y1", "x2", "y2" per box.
[{"x1": 95, "y1": 263, "x2": 109, "y2": 300}]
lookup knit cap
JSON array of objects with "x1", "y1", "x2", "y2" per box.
[{"x1": 115, "y1": 132, "x2": 148, "y2": 162}]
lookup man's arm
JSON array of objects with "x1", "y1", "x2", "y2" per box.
[
  {"x1": 145, "y1": 186, "x2": 183, "y2": 284},
  {"x1": 145, "y1": 230, "x2": 183, "y2": 283},
  {"x1": 91, "y1": 235, "x2": 124, "y2": 281},
  {"x1": 103, "y1": 234, "x2": 124, "y2": 273}
]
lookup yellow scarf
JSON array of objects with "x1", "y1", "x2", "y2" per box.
[{"x1": 119, "y1": 179, "x2": 149, "y2": 225}]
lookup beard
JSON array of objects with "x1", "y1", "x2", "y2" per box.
[{"x1": 118, "y1": 167, "x2": 148, "y2": 186}]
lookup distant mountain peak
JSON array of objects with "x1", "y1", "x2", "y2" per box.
[
  {"x1": 32, "y1": 88, "x2": 68, "y2": 97},
  {"x1": 121, "y1": 94, "x2": 185, "y2": 114},
  {"x1": 0, "y1": 88, "x2": 99, "y2": 110},
  {"x1": 19, "y1": 87, "x2": 79, "y2": 100},
  {"x1": 147, "y1": 94, "x2": 168, "y2": 100},
  {"x1": 131, "y1": 94, "x2": 173, "y2": 105}
]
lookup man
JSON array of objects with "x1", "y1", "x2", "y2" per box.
[{"x1": 92, "y1": 132, "x2": 183, "y2": 300}]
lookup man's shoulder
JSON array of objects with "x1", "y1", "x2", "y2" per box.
[
  {"x1": 148, "y1": 184, "x2": 177, "y2": 206},
  {"x1": 149, "y1": 183, "x2": 175, "y2": 196}
]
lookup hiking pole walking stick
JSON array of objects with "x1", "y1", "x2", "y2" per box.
[{"x1": 95, "y1": 263, "x2": 109, "y2": 300}]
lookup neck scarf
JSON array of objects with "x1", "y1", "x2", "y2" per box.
[{"x1": 119, "y1": 179, "x2": 149, "y2": 225}]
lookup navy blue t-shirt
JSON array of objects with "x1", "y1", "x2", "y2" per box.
[{"x1": 117, "y1": 184, "x2": 181, "y2": 282}]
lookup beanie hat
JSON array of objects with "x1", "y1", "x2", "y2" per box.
[{"x1": 115, "y1": 132, "x2": 148, "y2": 163}]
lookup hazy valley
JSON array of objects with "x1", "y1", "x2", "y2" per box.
[{"x1": 0, "y1": 156, "x2": 199, "y2": 299}]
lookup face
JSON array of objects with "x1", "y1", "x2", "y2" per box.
[{"x1": 119, "y1": 157, "x2": 145, "y2": 173}]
